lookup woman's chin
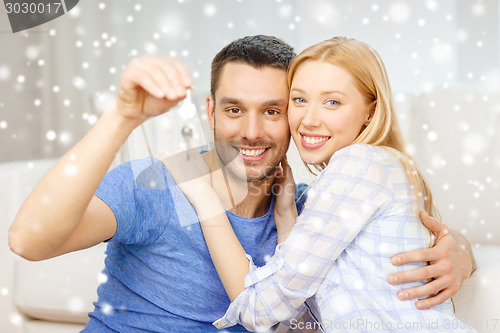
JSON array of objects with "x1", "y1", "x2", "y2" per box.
[
  {"x1": 296, "y1": 147, "x2": 328, "y2": 166},
  {"x1": 299, "y1": 155, "x2": 322, "y2": 166}
]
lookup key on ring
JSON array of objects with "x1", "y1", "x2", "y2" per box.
[
  {"x1": 177, "y1": 89, "x2": 197, "y2": 160},
  {"x1": 181, "y1": 125, "x2": 193, "y2": 160}
]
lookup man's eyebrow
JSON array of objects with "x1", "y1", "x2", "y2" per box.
[
  {"x1": 219, "y1": 97, "x2": 288, "y2": 107},
  {"x1": 262, "y1": 99, "x2": 288, "y2": 107},
  {"x1": 219, "y1": 97, "x2": 240, "y2": 105}
]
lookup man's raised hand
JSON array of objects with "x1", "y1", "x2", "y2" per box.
[{"x1": 115, "y1": 55, "x2": 193, "y2": 123}]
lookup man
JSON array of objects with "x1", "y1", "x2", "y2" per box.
[{"x1": 9, "y1": 35, "x2": 475, "y2": 332}]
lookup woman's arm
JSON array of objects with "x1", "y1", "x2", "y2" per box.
[
  {"x1": 211, "y1": 144, "x2": 394, "y2": 331},
  {"x1": 168, "y1": 153, "x2": 251, "y2": 301},
  {"x1": 196, "y1": 202, "x2": 249, "y2": 301},
  {"x1": 179, "y1": 158, "x2": 299, "y2": 301}
]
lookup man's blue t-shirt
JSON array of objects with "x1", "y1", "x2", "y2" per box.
[{"x1": 83, "y1": 158, "x2": 308, "y2": 332}]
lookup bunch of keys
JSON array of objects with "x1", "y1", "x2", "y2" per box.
[
  {"x1": 140, "y1": 88, "x2": 197, "y2": 162},
  {"x1": 181, "y1": 125, "x2": 193, "y2": 160},
  {"x1": 178, "y1": 89, "x2": 197, "y2": 160}
]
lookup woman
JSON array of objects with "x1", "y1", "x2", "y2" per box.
[{"x1": 185, "y1": 37, "x2": 474, "y2": 332}]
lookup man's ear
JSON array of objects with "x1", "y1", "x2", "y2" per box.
[
  {"x1": 206, "y1": 95, "x2": 215, "y2": 130},
  {"x1": 365, "y1": 100, "x2": 376, "y2": 126}
]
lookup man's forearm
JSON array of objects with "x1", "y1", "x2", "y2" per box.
[
  {"x1": 9, "y1": 108, "x2": 139, "y2": 260},
  {"x1": 450, "y1": 229, "x2": 477, "y2": 277}
]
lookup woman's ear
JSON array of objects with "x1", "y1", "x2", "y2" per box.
[
  {"x1": 206, "y1": 95, "x2": 215, "y2": 130},
  {"x1": 365, "y1": 100, "x2": 376, "y2": 126}
]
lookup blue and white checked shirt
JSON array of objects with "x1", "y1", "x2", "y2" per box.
[{"x1": 214, "y1": 144, "x2": 475, "y2": 332}]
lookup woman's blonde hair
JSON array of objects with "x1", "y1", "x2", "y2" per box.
[{"x1": 289, "y1": 36, "x2": 439, "y2": 219}]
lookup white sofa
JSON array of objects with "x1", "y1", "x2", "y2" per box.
[
  {"x1": 0, "y1": 159, "x2": 106, "y2": 333},
  {"x1": 1, "y1": 88, "x2": 500, "y2": 333}
]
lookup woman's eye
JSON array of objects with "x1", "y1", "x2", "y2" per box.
[
  {"x1": 326, "y1": 100, "x2": 340, "y2": 106},
  {"x1": 293, "y1": 97, "x2": 306, "y2": 104}
]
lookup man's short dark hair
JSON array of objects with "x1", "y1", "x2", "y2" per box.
[{"x1": 210, "y1": 35, "x2": 296, "y2": 98}]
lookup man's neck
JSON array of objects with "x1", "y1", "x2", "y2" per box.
[{"x1": 201, "y1": 150, "x2": 275, "y2": 219}]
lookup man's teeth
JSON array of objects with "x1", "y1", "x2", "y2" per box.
[
  {"x1": 304, "y1": 136, "x2": 329, "y2": 145},
  {"x1": 240, "y1": 148, "x2": 266, "y2": 157}
]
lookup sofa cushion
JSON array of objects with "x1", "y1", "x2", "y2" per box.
[
  {"x1": 23, "y1": 320, "x2": 85, "y2": 333},
  {"x1": 13, "y1": 244, "x2": 106, "y2": 324},
  {"x1": 1, "y1": 158, "x2": 107, "y2": 325},
  {"x1": 454, "y1": 245, "x2": 500, "y2": 332}
]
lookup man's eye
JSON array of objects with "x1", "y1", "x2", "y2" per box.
[
  {"x1": 228, "y1": 108, "x2": 241, "y2": 114},
  {"x1": 265, "y1": 109, "x2": 279, "y2": 116}
]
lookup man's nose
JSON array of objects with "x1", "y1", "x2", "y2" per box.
[{"x1": 241, "y1": 113, "x2": 264, "y2": 141}]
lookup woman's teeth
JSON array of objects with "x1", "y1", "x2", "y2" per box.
[
  {"x1": 240, "y1": 148, "x2": 266, "y2": 157},
  {"x1": 303, "y1": 136, "x2": 329, "y2": 144}
]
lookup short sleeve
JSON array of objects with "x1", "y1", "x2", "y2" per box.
[
  {"x1": 95, "y1": 158, "x2": 173, "y2": 245},
  {"x1": 294, "y1": 183, "x2": 309, "y2": 215}
]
